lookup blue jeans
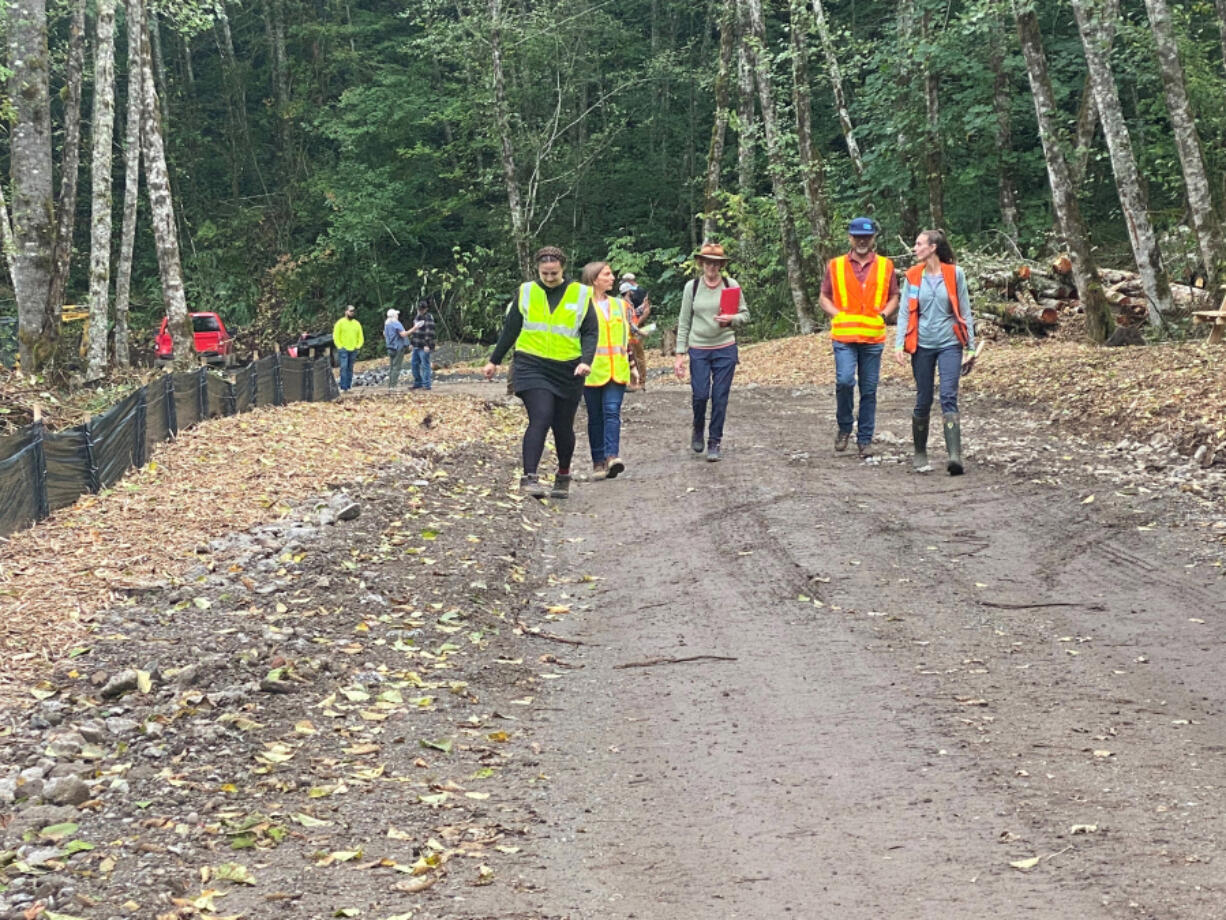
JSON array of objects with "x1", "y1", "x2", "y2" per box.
[
  {"x1": 689, "y1": 344, "x2": 738, "y2": 443},
  {"x1": 910, "y1": 344, "x2": 963, "y2": 417},
  {"x1": 584, "y1": 382, "x2": 626, "y2": 462},
  {"x1": 338, "y1": 348, "x2": 357, "y2": 391},
  {"x1": 411, "y1": 347, "x2": 433, "y2": 388},
  {"x1": 832, "y1": 341, "x2": 883, "y2": 445}
]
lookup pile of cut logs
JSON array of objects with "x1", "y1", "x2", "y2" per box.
[{"x1": 977, "y1": 254, "x2": 1215, "y2": 333}]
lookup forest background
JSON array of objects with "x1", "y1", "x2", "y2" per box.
[{"x1": 3, "y1": 0, "x2": 1226, "y2": 376}]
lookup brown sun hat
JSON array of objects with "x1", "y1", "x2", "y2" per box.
[{"x1": 695, "y1": 242, "x2": 732, "y2": 262}]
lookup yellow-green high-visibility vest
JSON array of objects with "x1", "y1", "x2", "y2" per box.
[
  {"x1": 514, "y1": 281, "x2": 591, "y2": 361},
  {"x1": 586, "y1": 297, "x2": 631, "y2": 387}
]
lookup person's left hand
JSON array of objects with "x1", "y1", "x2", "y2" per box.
[
  {"x1": 574, "y1": 363, "x2": 592, "y2": 377},
  {"x1": 425, "y1": 346, "x2": 432, "y2": 353}
]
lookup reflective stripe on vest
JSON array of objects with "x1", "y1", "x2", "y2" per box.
[
  {"x1": 902, "y1": 263, "x2": 968, "y2": 354},
  {"x1": 587, "y1": 297, "x2": 631, "y2": 387},
  {"x1": 830, "y1": 254, "x2": 893, "y2": 344},
  {"x1": 514, "y1": 281, "x2": 591, "y2": 362}
]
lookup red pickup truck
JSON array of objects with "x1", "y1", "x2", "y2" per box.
[{"x1": 155, "y1": 312, "x2": 236, "y2": 366}]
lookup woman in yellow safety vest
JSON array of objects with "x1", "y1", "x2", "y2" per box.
[
  {"x1": 893, "y1": 229, "x2": 977, "y2": 475},
  {"x1": 580, "y1": 261, "x2": 632, "y2": 479},
  {"x1": 483, "y1": 246, "x2": 599, "y2": 499}
]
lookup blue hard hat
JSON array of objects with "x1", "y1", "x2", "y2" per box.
[{"x1": 848, "y1": 216, "x2": 879, "y2": 236}]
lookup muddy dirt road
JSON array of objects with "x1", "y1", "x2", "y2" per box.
[
  {"x1": 3, "y1": 380, "x2": 1224, "y2": 920},
  {"x1": 451, "y1": 383, "x2": 1226, "y2": 920}
]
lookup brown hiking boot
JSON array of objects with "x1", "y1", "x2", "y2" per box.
[
  {"x1": 835, "y1": 430, "x2": 851, "y2": 452},
  {"x1": 518, "y1": 474, "x2": 547, "y2": 498}
]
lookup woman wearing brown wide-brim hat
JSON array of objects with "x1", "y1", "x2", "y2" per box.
[{"x1": 673, "y1": 242, "x2": 750, "y2": 462}]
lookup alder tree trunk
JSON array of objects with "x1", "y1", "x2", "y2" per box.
[
  {"x1": 1215, "y1": 0, "x2": 1226, "y2": 78},
  {"x1": 137, "y1": 5, "x2": 193, "y2": 369},
  {"x1": 702, "y1": 0, "x2": 735, "y2": 242},
  {"x1": 488, "y1": 0, "x2": 531, "y2": 278},
  {"x1": 0, "y1": 185, "x2": 16, "y2": 294},
  {"x1": 789, "y1": 0, "x2": 833, "y2": 265},
  {"x1": 741, "y1": 0, "x2": 817, "y2": 333},
  {"x1": 148, "y1": 10, "x2": 171, "y2": 131},
  {"x1": 8, "y1": 0, "x2": 56, "y2": 370},
  {"x1": 1070, "y1": 0, "x2": 1117, "y2": 186},
  {"x1": 46, "y1": 0, "x2": 86, "y2": 356},
  {"x1": 811, "y1": 0, "x2": 862, "y2": 177},
  {"x1": 895, "y1": 0, "x2": 920, "y2": 241},
  {"x1": 114, "y1": 0, "x2": 144, "y2": 367},
  {"x1": 1072, "y1": 0, "x2": 1172, "y2": 326},
  {"x1": 1142, "y1": 0, "x2": 1224, "y2": 284},
  {"x1": 1013, "y1": 3, "x2": 1114, "y2": 343},
  {"x1": 922, "y1": 9, "x2": 944, "y2": 229},
  {"x1": 990, "y1": 29, "x2": 1020, "y2": 245},
  {"x1": 264, "y1": 0, "x2": 291, "y2": 160},
  {"x1": 214, "y1": 1, "x2": 255, "y2": 198},
  {"x1": 86, "y1": 0, "x2": 117, "y2": 380},
  {"x1": 734, "y1": 0, "x2": 756, "y2": 251}
]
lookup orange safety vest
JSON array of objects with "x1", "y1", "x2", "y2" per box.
[
  {"x1": 902, "y1": 263, "x2": 969, "y2": 354},
  {"x1": 829, "y1": 254, "x2": 894, "y2": 344}
]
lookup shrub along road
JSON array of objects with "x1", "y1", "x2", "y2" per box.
[{"x1": 1, "y1": 380, "x2": 1224, "y2": 919}]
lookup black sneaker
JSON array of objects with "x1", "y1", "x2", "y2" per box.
[
  {"x1": 691, "y1": 428, "x2": 705, "y2": 453},
  {"x1": 706, "y1": 440, "x2": 722, "y2": 462},
  {"x1": 550, "y1": 473, "x2": 572, "y2": 499},
  {"x1": 519, "y1": 475, "x2": 547, "y2": 498}
]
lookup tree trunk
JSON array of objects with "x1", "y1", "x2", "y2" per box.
[
  {"x1": 1072, "y1": 0, "x2": 1173, "y2": 326},
  {"x1": 114, "y1": 0, "x2": 144, "y2": 368},
  {"x1": 264, "y1": 0, "x2": 291, "y2": 159},
  {"x1": 488, "y1": 0, "x2": 531, "y2": 278},
  {"x1": 148, "y1": 10, "x2": 170, "y2": 131},
  {"x1": 8, "y1": 0, "x2": 56, "y2": 371},
  {"x1": 1013, "y1": 3, "x2": 1114, "y2": 343},
  {"x1": 990, "y1": 29, "x2": 1019, "y2": 245},
  {"x1": 46, "y1": 0, "x2": 86, "y2": 349},
  {"x1": 1215, "y1": 0, "x2": 1226, "y2": 77},
  {"x1": 701, "y1": 0, "x2": 735, "y2": 242},
  {"x1": 86, "y1": 0, "x2": 117, "y2": 380},
  {"x1": 735, "y1": 0, "x2": 756, "y2": 201},
  {"x1": 921, "y1": 9, "x2": 943, "y2": 229},
  {"x1": 0, "y1": 185, "x2": 17, "y2": 294},
  {"x1": 811, "y1": 0, "x2": 862, "y2": 177},
  {"x1": 136, "y1": 3, "x2": 193, "y2": 369},
  {"x1": 1142, "y1": 0, "x2": 1224, "y2": 284},
  {"x1": 789, "y1": 0, "x2": 833, "y2": 265},
  {"x1": 895, "y1": 0, "x2": 919, "y2": 240},
  {"x1": 1071, "y1": 0, "x2": 1117, "y2": 185},
  {"x1": 742, "y1": 0, "x2": 816, "y2": 333}
]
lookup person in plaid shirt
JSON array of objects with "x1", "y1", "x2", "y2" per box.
[{"x1": 410, "y1": 299, "x2": 437, "y2": 390}]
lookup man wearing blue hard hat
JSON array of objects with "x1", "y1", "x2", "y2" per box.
[{"x1": 819, "y1": 216, "x2": 899, "y2": 459}]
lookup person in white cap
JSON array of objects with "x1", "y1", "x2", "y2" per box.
[{"x1": 383, "y1": 308, "x2": 410, "y2": 389}]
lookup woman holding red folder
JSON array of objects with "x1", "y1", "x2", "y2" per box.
[{"x1": 674, "y1": 242, "x2": 750, "y2": 462}]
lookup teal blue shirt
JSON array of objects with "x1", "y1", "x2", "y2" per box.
[{"x1": 895, "y1": 266, "x2": 975, "y2": 351}]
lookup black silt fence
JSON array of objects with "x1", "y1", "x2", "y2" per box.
[{"x1": 0, "y1": 355, "x2": 336, "y2": 537}]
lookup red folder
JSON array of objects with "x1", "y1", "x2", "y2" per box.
[{"x1": 719, "y1": 286, "x2": 742, "y2": 316}]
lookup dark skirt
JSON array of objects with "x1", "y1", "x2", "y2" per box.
[{"x1": 511, "y1": 352, "x2": 585, "y2": 401}]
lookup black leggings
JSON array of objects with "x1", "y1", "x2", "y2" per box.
[{"x1": 520, "y1": 388, "x2": 581, "y2": 475}]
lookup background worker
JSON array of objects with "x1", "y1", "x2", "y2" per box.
[
  {"x1": 332, "y1": 304, "x2": 364, "y2": 392},
  {"x1": 619, "y1": 272, "x2": 651, "y2": 391},
  {"x1": 384, "y1": 308, "x2": 409, "y2": 388},
  {"x1": 409, "y1": 298, "x2": 436, "y2": 390},
  {"x1": 483, "y1": 246, "x2": 598, "y2": 499},
  {"x1": 819, "y1": 217, "x2": 899, "y2": 459}
]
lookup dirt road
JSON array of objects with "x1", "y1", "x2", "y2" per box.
[
  {"x1": 451, "y1": 383, "x2": 1226, "y2": 920},
  {"x1": 3, "y1": 380, "x2": 1224, "y2": 920}
]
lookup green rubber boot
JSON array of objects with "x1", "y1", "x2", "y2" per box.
[
  {"x1": 912, "y1": 416, "x2": 932, "y2": 473},
  {"x1": 943, "y1": 412, "x2": 964, "y2": 476}
]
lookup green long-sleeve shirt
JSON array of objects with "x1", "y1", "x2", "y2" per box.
[{"x1": 676, "y1": 276, "x2": 750, "y2": 352}]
